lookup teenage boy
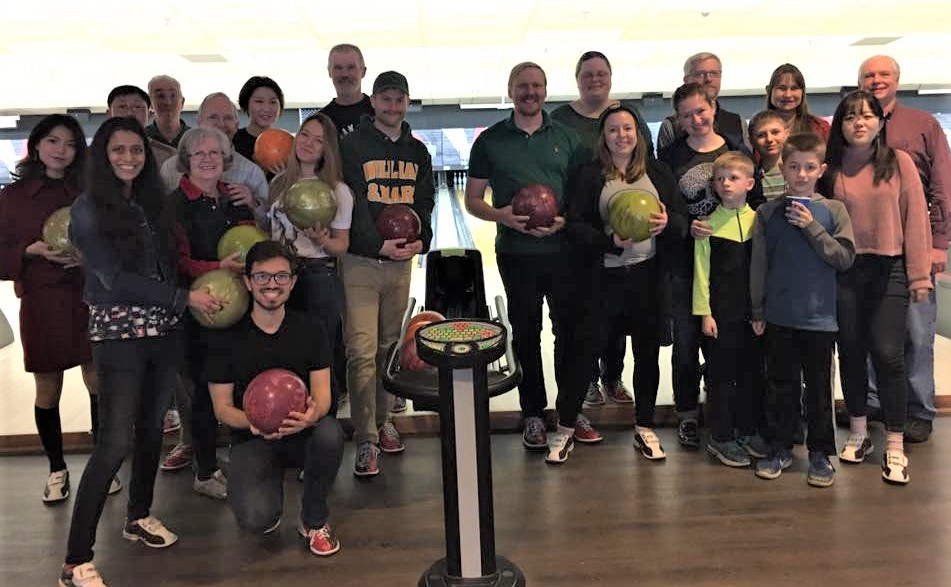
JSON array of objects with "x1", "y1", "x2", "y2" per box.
[
  {"x1": 339, "y1": 71, "x2": 435, "y2": 477},
  {"x1": 207, "y1": 241, "x2": 344, "y2": 556},
  {"x1": 751, "y1": 134, "x2": 855, "y2": 486},
  {"x1": 692, "y1": 152, "x2": 761, "y2": 468}
]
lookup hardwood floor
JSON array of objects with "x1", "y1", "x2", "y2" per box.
[{"x1": 2, "y1": 424, "x2": 948, "y2": 586}]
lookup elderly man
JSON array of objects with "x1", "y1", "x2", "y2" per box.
[
  {"x1": 860, "y1": 55, "x2": 951, "y2": 443},
  {"x1": 656, "y1": 52, "x2": 749, "y2": 152},
  {"x1": 320, "y1": 44, "x2": 373, "y2": 138},
  {"x1": 106, "y1": 85, "x2": 176, "y2": 168},
  {"x1": 147, "y1": 75, "x2": 190, "y2": 147},
  {"x1": 160, "y1": 93, "x2": 268, "y2": 224}
]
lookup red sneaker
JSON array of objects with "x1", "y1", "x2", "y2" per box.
[
  {"x1": 299, "y1": 523, "x2": 341, "y2": 556},
  {"x1": 573, "y1": 414, "x2": 604, "y2": 444},
  {"x1": 604, "y1": 381, "x2": 634, "y2": 404},
  {"x1": 160, "y1": 443, "x2": 194, "y2": 472},
  {"x1": 378, "y1": 422, "x2": 405, "y2": 453}
]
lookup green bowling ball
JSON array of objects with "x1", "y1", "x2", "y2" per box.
[
  {"x1": 607, "y1": 189, "x2": 661, "y2": 243},
  {"x1": 42, "y1": 206, "x2": 78, "y2": 256},
  {"x1": 217, "y1": 225, "x2": 266, "y2": 263},
  {"x1": 283, "y1": 178, "x2": 337, "y2": 231},
  {"x1": 189, "y1": 269, "x2": 249, "y2": 329}
]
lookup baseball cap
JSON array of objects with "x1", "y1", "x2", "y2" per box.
[{"x1": 373, "y1": 71, "x2": 409, "y2": 95}]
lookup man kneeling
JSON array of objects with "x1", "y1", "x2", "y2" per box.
[{"x1": 207, "y1": 240, "x2": 344, "y2": 556}]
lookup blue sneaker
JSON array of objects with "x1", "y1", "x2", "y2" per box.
[
  {"x1": 706, "y1": 440, "x2": 751, "y2": 468},
  {"x1": 737, "y1": 434, "x2": 770, "y2": 459},
  {"x1": 755, "y1": 449, "x2": 793, "y2": 480},
  {"x1": 807, "y1": 451, "x2": 836, "y2": 487}
]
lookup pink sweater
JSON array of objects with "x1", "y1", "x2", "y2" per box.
[{"x1": 833, "y1": 148, "x2": 933, "y2": 292}]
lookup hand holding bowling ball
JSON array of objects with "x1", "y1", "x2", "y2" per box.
[
  {"x1": 376, "y1": 204, "x2": 421, "y2": 243},
  {"x1": 253, "y1": 128, "x2": 294, "y2": 170},
  {"x1": 511, "y1": 184, "x2": 559, "y2": 230},
  {"x1": 283, "y1": 178, "x2": 338, "y2": 231},
  {"x1": 607, "y1": 189, "x2": 662, "y2": 243},
  {"x1": 217, "y1": 225, "x2": 267, "y2": 264},
  {"x1": 223, "y1": 183, "x2": 255, "y2": 208},
  {"x1": 41, "y1": 206, "x2": 79, "y2": 258},
  {"x1": 189, "y1": 269, "x2": 249, "y2": 328},
  {"x1": 243, "y1": 368, "x2": 309, "y2": 436}
]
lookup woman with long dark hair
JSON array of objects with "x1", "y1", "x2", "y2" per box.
[
  {"x1": 765, "y1": 63, "x2": 831, "y2": 141},
  {"x1": 59, "y1": 117, "x2": 220, "y2": 587},
  {"x1": 0, "y1": 114, "x2": 115, "y2": 503},
  {"x1": 823, "y1": 90, "x2": 931, "y2": 485}
]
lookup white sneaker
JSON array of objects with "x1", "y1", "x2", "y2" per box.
[
  {"x1": 122, "y1": 516, "x2": 178, "y2": 548},
  {"x1": 633, "y1": 429, "x2": 667, "y2": 460},
  {"x1": 162, "y1": 409, "x2": 181, "y2": 434},
  {"x1": 59, "y1": 562, "x2": 108, "y2": 587},
  {"x1": 882, "y1": 450, "x2": 909, "y2": 485},
  {"x1": 193, "y1": 469, "x2": 228, "y2": 499},
  {"x1": 839, "y1": 435, "x2": 874, "y2": 463},
  {"x1": 545, "y1": 427, "x2": 574, "y2": 464},
  {"x1": 43, "y1": 469, "x2": 70, "y2": 503},
  {"x1": 107, "y1": 476, "x2": 122, "y2": 496}
]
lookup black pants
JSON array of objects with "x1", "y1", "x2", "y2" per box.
[
  {"x1": 837, "y1": 255, "x2": 908, "y2": 433},
  {"x1": 705, "y1": 320, "x2": 762, "y2": 443},
  {"x1": 185, "y1": 320, "x2": 219, "y2": 479},
  {"x1": 671, "y1": 274, "x2": 703, "y2": 415},
  {"x1": 600, "y1": 260, "x2": 662, "y2": 427},
  {"x1": 764, "y1": 325, "x2": 836, "y2": 454},
  {"x1": 497, "y1": 253, "x2": 596, "y2": 427},
  {"x1": 66, "y1": 333, "x2": 181, "y2": 565}
]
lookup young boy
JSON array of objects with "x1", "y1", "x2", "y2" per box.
[
  {"x1": 749, "y1": 110, "x2": 790, "y2": 202},
  {"x1": 693, "y1": 152, "x2": 761, "y2": 468},
  {"x1": 750, "y1": 133, "x2": 855, "y2": 486}
]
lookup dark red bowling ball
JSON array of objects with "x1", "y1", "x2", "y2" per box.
[
  {"x1": 376, "y1": 204, "x2": 421, "y2": 243},
  {"x1": 242, "y1": 368, "x2": 308, "y2": 434},
  {"x1": 512, "y1": 184, "x2": 559, "y2": 229}
]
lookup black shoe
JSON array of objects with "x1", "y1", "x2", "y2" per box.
[
  {"x1": 904, "y1": 418, "x2": 933, "y2": 443},
  {"x1": 834, "y1": 405, "x2": 850, "y2": 429},
  {"x1": 678, "y1": 418, "x2": 700, "y2": 449}
]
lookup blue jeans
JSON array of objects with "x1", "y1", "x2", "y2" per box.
[
  {"x1": 228, "y1": 417, "x2": 344, "y2": 533},
  {"x1": 66, "y1": 333, "x2": 181, "y2": 565},
  {"x1": 867, "y1": 282, "x2": 937, "y2": 422}
]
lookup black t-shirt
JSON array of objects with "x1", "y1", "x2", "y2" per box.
[
  {"x1": 205, "y1": 310, "x2": 332, "y2": 443},
  {"x1": 232, "y1": 128, "x2": 257, "y2": 162},
  {"x1": 320, "y1": 95, "x2": 373, "y2": 139}
]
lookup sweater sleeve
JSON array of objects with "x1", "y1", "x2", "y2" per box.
[
  {"x1": 802, "y1": 200, "x2": 856, "y2": 272},
  {"x1": 749, "y1": 206, "x2": 769, "y2": 322},
  {"x1": 0, "y1": 187, "x2": 30, "y2": 282},
  {"x1": 897, "y1": 151, "x2": 934, "y2": 291},
  {"x1": 692, "y1": 237, "x2": 712, "y2": 316},
  {"x1": 562, "y1": 165, "x2": 617, "y2": 254},
  {"x1": 924, "y1": 116, "x2": 951, "y2": 250}
]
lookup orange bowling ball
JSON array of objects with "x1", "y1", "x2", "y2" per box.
[
  {"x1": 407, "y1": 311, "x2": 445, "y2": 332},
  {"x1": 253, "y1": 128, "x2": 294, "y2": 169}
]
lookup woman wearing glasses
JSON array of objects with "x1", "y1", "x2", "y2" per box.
[
  {"x1": 171, "y1": 127, "x2": 258, "y2": 501},
  {"x1": 60, "y1": 117, "x2": 221, "y2": 587}
]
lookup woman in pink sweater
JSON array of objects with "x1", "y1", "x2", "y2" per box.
[{"x1": 823, "y1": 90, "x2": 931, "y2": 485}]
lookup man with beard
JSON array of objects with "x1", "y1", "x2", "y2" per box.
[
  {"x1": 207, "y1": 241, "x2": 344, "y2": 556},
  {"x1": 464, "y1": 62, "x2": 595, "y2": 465},
  {"x1": 321, "y1": 44, "x2": 373, "y2": 139}
]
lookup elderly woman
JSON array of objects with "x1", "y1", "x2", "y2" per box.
[{"x1": 172, "y1": 127, "x2": 258, "y2": 500}]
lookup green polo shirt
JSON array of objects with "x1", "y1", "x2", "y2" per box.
[{"x1": 468, "y1": 111, "x2": 585, "y2": 254}]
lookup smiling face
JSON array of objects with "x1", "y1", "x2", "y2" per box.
[
  {"x1": 770, "y1": 73, "x2": 803, "y2": 113},
  {"x1": 577, "y1": 57, "x2": 612, "y2": 103},
  {"x1": 187, "y1": 136, "x2": 225, "y2": 184},
  {"x1": 370, "y1": 88, "x2": 408, "y2": 134},
  {"x1": 841, "y1": 98, "x2": 883, "y2": 149},
  {"x1": 509, "y1": 66, "x2": 547, "y2": 118},
  {"x1": 36, "y1": 125, "x2": 78, "y2": 179},
  {"x1": 782, "y1": 150, "x2": 826, "y2": 198},
  {"x1": 328, "y1": 49, "x2": 366, "y2": 100},
  {"x1": 859, "y1": 56, "x2": 899, "y2": 110},
  {"x1": 295, "y1": 119, "x2": 325, "y2": 169},
  {"x1": 752, "y1": 118, "x2": 789, "y2": 162},
  {"x1": 248, "y1": 87, "x2": 281, "y2": 130},
  {"x1": 685, "y1": 57, "x2": 722, "y2": 101},
  {"x1": 107, "y1": 130, "x2": 146, "y2": 185},
  {"x1": 602, "y1": 110, "x2": 638, "y2": 161},
  {"x1": 108, "y1": 93, "x2": 150, "y2": 127},
  {"x1": 198, "y1": 96, "x2": 239, "y2": 140},
  {"x1": 676, "y1": 94, "x2": 715, "y2": 139},
  {"x1": 244, "y1": 256, "x2": 296, "y2": 312}
]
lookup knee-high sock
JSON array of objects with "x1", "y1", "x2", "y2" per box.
[{"x1": 35, "y1": 406, "x2": 66, "y2": 472}]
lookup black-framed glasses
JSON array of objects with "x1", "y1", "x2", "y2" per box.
[{"x1": 249, "y1": 272, "x2": 293, "y2": 285}]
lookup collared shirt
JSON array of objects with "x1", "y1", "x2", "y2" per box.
[
  {"x1": 146, "y1": 120, "x2": 190, "y2": 147},
  {"x1": 160, "y1": 150, "x2": 269, "y2": 225}
]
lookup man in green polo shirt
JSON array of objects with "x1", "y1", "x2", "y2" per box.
[{"x1": 465, "y1": 61, "x2": 600, "y2": 466}]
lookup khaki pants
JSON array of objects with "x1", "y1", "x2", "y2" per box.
[{"x1": 340, "y1": 253, "x2": 412, "y2": 445}]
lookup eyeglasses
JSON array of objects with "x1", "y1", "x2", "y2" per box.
[
  {"x1": 113, "y1": 105, "x2": 148, "y2": 113},
  {"x1": 249, "y1": 272, "x2": 293, "y2": 285},
  {"x1": 690, "y1": 70, "x2": 722, "y2": 79},
  {"x1": 189, "y1": 150, "x2": 224, "y2": 160}
]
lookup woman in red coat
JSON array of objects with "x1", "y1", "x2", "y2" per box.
[{"x1": 0, "y1": 114, "x2": 118, "y2": 503}]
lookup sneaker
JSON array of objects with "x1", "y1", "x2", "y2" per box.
[
  {"x1": 43, "y1": 469, "x2": 70, "y2": 503},
  {"x1": 603, "y1": 380, "x2": 634, "y2": 404},
  {"x1": 807, "y1": 451, "x2": 836, "y2": 487},
  {"x1": 122, "y1": 516, "x2": 178, "y2": 548},
  {"x1": 521, "y1": 416, "x2": 547, "y2": 450},
  {"x1": 882, "y1": 450, "x2": 909, "y2": 485},
  {"x1": 545, "y1": 427, "x2": 574, "y2": 464},
  {"x1": 633, "y1": 429, "x2": 666, "y2": 460},
  {"x1": 573, "y1": 414, "x2": 604, "y2": 444},
  {"x1": 354, "y1": 442, "x2": 380, "y2": 477},
  {"x1": 59, "y1": 562, "x2": 108, "y2": 587},
  {"x1": 839, "y1": 435, "x2": 874, "y2": 464},
  {"x1": 582, "y1": 381, "x2": 605, "y2": 407},
  {"x1": 904, "y1": 417, "x2": 933, "y2": 444},
  {"x1": 160, "y1": 443, "x2": 194, "y2": 471},
  {"x1": 162, "y1": 409, "x2": 181, "y2": 434},
  {"x1": 390, "y1": 396, "x2": 408, "y2": 414},
  {"x1": 193, "y1": 469, "x2": 228, "y2": 499},
  {"x1": 737, "y1": 434, "x2": 770, "y2": 459},
  {"x1": 755, "y1": 449, "x2": 793, "y2": 480},
  {"x1": 298, "y1": 522, "x2": 341, "y2": 556},
  {"x1": 706, "y1": 440, "x2": 751, "y2": 468},
  {"x1": 378, "y1": 422, "x2": 405, "y2": 453},
  {"x1": 678, "y1": 418, "x2": 701, "y2": 449},
  {"x1": 107, "y1": 476, "x2": 122, "y2": 496}
]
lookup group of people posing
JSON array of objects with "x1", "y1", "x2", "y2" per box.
[{"x1": 0, "y1": 44, "x2": 948, "y2": 587}]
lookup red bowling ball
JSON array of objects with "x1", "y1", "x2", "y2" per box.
[
  {"x1": 242, "y1": 368, "x2": 308, "y2": 434},
  {"x1": 512, "y1": 184, "x2": 559, "y2": 229},
  {"x1": 376, "y1": 204, "x2": 421, "y2": 244}
]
